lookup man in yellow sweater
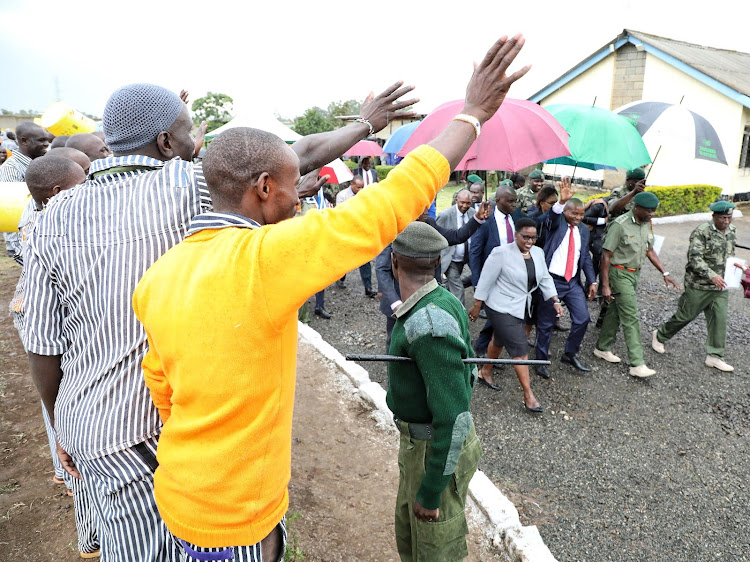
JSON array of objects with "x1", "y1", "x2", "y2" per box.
[{"x1": 133, "y1": 34, "x2": 529, "y2": 561}]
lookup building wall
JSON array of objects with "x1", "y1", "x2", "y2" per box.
[
  {"x1": 0, "y1": 115, "x2": 41, "y2": 132},
  {"x1": 641, "y1": 55, "x2": 748, "y2": 195},
  {"x1": 539, "y1": 55, "x2": 615, "y2": 109}
]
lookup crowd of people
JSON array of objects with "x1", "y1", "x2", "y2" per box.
[{"x1": 0, "y1": 31, "x2": 745, "y2": 562}]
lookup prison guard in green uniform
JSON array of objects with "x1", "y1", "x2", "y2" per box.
[
  {"x1": 656, "y1": 202, "x2": 737, "y2": 359},
  {"x1": 596, "y1": 209, "x2": 654, "y2": 366}
]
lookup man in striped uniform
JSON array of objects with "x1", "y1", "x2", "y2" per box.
[{"x1": 23, "y1": 81, "x2": 419, "y2": 561}]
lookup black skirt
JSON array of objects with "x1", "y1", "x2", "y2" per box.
[{"x1": 484, "y1": 305, "x2": 528, "y2": 358}]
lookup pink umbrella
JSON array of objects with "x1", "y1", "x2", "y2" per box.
[
  {"x1": 343, "y1": 140, "x2": 384, "y2": 157},
  {"x1": 398, "y1": 99, "x2": 570, "y2": 171}
]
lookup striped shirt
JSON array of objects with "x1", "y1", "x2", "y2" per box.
[
  {"x1": 0, "y1": 151, "x2": 32, "y2": 263},
  {"x1": 23, "y1": 154, "x2": 211, "y2": 460},
  {"x1": 10, "y1": 198, "x2": 40, "y2": 338}
]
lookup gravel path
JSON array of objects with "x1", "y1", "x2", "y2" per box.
[{"x1": 309, "y1": 214, "x2": 750, "y2": 561}]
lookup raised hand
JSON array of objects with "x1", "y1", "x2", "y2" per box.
[
  {"x1": 462, "y1": 35, "x2": 531, "y2": 125},
  {"x1": 180, "y1": 89, "x2": 189, "y2": 105},
  {"x1": 476, "y1": 200, "x2": 491, "y2": 220},
  {"x1": 297, "y1": 168, "x2": 330, "y2": 198},
  {"x1": 558, "y1": 176, "x2": 573, "y2": 202},
  {"x1": 359, "y1": 82, "x2": 420, "y2": 133},
  {"x1": 193, "y1": 121, "x2": 208, "y2": 159}
]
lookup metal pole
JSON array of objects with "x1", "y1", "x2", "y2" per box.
[
  {"x1": 346, "y1": 354, "x2": 551, "y2": 366},
  {"x1": 645, "y1": 145, "x2": 661, "y2": 181}
]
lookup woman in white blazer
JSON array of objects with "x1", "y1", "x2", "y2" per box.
[{"x1": 469, "y1": 218, "x2": 563, "y2": 413}]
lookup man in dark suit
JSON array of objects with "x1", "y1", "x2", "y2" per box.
[
  {"x1": 353, "y1": 156, "x2": 379, "y2": 186},
  {"x1": 535, "y1": 180, "x2": 597, "y2": 378},
  {"x1": 469, "y1": 185, "x2": 527, "y2": 355},
  {"x1": 436, "y1": 189, "x2": 480, "y2": 306}
]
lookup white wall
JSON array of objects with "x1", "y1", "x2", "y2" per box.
[{"x1": 540, "y1": 55, "x2": 615, "y2": 109}]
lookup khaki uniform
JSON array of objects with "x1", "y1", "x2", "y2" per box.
[
  {"x1": 656, "y1": 222, "x2": 736, "y2": 358},
  {"x1": 596, "y1": 211, "x2": 654, "y2": 366},
  {"x1": 515, "y1": 185, "x2": 537, "y2": 213},
  {"x1": 606, "y1": 184, "x2": 635, "y2": 217}
]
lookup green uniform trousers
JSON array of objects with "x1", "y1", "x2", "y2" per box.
[
  {"x1": 597, "y1": 267, "x2": 645, "y2": 366},
  {"x1": 656, "y1": 287, "x2": 728, "y2": 358},
  {"x1": 395, "y1": 425, "x2": 482, "y2": 562}
]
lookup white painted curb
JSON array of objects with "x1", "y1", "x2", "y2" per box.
[
  {"x1": 652, "y1": 209, "x2": 743, "y2": 225},
  {"x1": 298, "y1": 322, "x2": 558, "y2": 561}
]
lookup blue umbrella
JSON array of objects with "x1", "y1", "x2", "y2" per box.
[{"x1": 382, "y1": 121, "x2": 421, "y2": 155}]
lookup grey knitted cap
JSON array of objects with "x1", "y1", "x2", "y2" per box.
[
  {"x1": 392, "y1": 221, "x2": 448, "y2": 259},
  {"x1": 103, "y1": 84, "x2": 184, "y2": 153}
]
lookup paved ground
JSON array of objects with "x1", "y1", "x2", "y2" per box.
[{"x1": 311, "y1": 213, "x2": 750, "y2": 562}]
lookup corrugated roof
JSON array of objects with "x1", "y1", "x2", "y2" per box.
[{"x1": 627, "y1": 29, "x2": 750, "y2": 97}]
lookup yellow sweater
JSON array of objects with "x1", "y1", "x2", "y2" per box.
[{"x1": 132, "y1": 145, "x2": 449, "y2": 547}]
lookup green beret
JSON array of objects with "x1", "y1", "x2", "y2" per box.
[
  {"x1": 633, "y1": 191, "x2": 659, "y2": 209},
  {"x1": 710, "y1": 200, "x2": 735, "y2": 215},
  {"x1": 626, "y1": 168, "x2": 646, "y2": 180},
  {"x1": 500, "y1": 179, "x2": 513, "y2": 187},
  {"x1": 467, "y1": 174, "x2": 483, "y2": 184},
  {"x1": 392, "y1": 222, "x2": 448, "y2": 259},
  {"x1": 528, "y1": 170, "x2": 544, "y2": 179}
]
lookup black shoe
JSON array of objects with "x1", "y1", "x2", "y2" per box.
[
  {"x1": 553, "y1": 322, "x2": 569, "y2": 332},
  {"x1": 561, "y1": 352, "x2": 590, "y2": 372},
  {"x1": 535, "y1": 365, "x2": 551, "y2": 379},
  {"x1": 595, "y1": 316, "x2": 604, "y2": 329},
  {"x1": 336, "y1": 281, "x2": 347, "y2": 289},
  {"x1": 477, "y1": 376, "x2": 501, "y2": 391},
  {"x1": 524, "y1": 401, "x2": 543, "y2": 414},
  {"x1": 365, "y1": 289, "x2": 378, "y2": 298},
  {"x1": 478, "y1": 309, "x2": 487, "y2": 319},
  {"x1": 314, "y1": 308, "x2": 332, "y2": 319}
]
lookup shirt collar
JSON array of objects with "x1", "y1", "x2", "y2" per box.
[
  {"x1": 187, "y1": 211, "x2": 261, "y2": 237},
  {"x1": 394, "y1": 279, "x2": 439, "y2": 319},
  {"x1": 89, "y1": 154, "x2": 168, "y2": 176},
  {"x1": 494, "y1": 206, "x2": 509, "y2": 219},
  {"x1": 9, "y1": 151, "x2": 32, "y2": 168}
]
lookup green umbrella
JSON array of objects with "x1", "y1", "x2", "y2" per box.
[{"x1": 545, "y1": 104, "x2": 652, "y2": 170}]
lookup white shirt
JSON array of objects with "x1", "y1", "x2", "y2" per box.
[
  {"x1": 362, "y1": 168, "x2": 374, "y2": 186},
  {"x1": 548, "y1": 203, "x2": 581, "y2": 278},
  {"x1": 452, "y1": 205, "x2": 470, "y2": 262},
  {"x1": 494, "y1": 206, "x2": 514, "y2": 245}
]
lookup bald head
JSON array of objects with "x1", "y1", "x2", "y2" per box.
[
  {"x1": 25, "y1": 156, "x2": 86, "y2": 207},
  {"x1": 49, "y1": 135, "x2": 70, "y2": 149},
  {"x1": 203, "y1": 127, "x2": 300, "y2": 224},
  {"x1": 48, "y1": 147, "x2": 92, "y2": 175},
  {"x1": 67, "y1": 133, "x2": 109, "y2": 161},
  {"x1": 15, "y1": 122, "x2": 50, "y2": 159}
]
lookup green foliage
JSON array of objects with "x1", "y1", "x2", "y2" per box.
[
  {"x1": 191, "y1": 92, "x2": 234, "y2": 131},
  {"x1": 292, "y1": 107, "x2": 334, "y2": 136},
  {"x1": 284, "y1": 511, "x2": 304, "y2": 561},
  {"x1": 345, "y1": 160, "x2": 357, "y2": 171},
  {"x1": 375, "y1": 165, "x2": 394, "y2": 181},
  {"x1": 327, "y1": 99, "x2": 360, "y2": 120},
  {"x1": 580, "y1": 184, "x2": 723, "y2": 217}
]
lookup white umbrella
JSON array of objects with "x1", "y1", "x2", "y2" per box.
[{"x1": 205, "y1": 112, "x2": 302, "y2": 144}]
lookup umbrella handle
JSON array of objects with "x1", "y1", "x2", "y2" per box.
[{"x1": 645, "y1": 146, "x2": 662, "y2": 181}]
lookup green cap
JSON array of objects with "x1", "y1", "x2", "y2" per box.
[
  {"x1": 710, "y1": 200, "x2": 735, "y2": 215},
  {"x1": 500, "y1": 179, "x2": 513, "y2": 187},
  {"x1": 392, "y1": 222, "x2": 448, "y2": 259},
  {"x1": 626, "y1": 168, "x2": 646, "y2": 180},
  {"x1": 467, "y1": 174, "x2": 482, "y2": 184},
  {"x1": 633, "y1": 191, "x2": 659, "y2": 209},
  {"x1": 528, "y1": 169, "x2": 544, "y2": 179}
]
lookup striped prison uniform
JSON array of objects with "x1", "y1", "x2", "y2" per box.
[
  {"x1": 178, "y1": 518, "x2": 287, "y2": 562},
  {"x1": 12, "y1": 198, "x2": 99, "y2": 555},
  {"x1": 22, "y1": 155, "x2": 210, "y2": 561},
  {"x1": 0, "y1": 150, "x2": 31, "y2": 263}
]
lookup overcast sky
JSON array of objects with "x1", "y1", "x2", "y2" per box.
[{"x1": 2, "y1": 0, "x2": 747, "y2": 123}]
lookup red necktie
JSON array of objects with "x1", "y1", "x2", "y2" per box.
[
  {"x1": 505, "y1": 215, "x2": 513, "y2": 245},
  {"x1": 564, "y1": 225, "x2": 575, "y2": 282}
]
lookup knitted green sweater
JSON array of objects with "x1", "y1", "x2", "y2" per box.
[{"x1": 386, "y1": 282, "x2": 477, "y2": 509}]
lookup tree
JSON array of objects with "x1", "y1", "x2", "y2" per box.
[
  {"x1": 191, "y1": 92, "x2": 234, "y2": 131},
  {"x1": 327, "y1": 99, "x2": 360, "y2": 120},
  {"x1": 292, "y1": 107, "x2": 334, "y2": 136}
]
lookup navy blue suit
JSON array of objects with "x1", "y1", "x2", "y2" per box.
[
  {"x1": 469, "y1": 208, "x2": 527, "y2": 353},
  {"x1": 535, "y1": 208, "x2": 596, "y2": 361}
]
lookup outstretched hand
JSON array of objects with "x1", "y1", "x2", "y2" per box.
[
  {"x1": 462, "y1": 34, "x2": 531, "y2": 125},
  {"x1": 193, "y1": 121, "x2": 207, "y2": 158},
  {"x1": 180, "y1": 89, "x2": 189, "y2": 105},
  {"x1": 359, "y1": 82, "x2": 419, "y2": 133},
  {"x1": 297, "y1": 168, "x2": 330, "y2": 198},
  {"x1": 558, "y1": 176, "x2": 573, "y2": 203}
]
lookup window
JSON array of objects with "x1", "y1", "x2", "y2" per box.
[{"x1": 740, "y1": 125, "x2": 750, "y2": 169}]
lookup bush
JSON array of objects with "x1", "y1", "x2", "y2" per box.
[
  {"x1": 375, "y1": 165, "x2": 394, "y2": 181},
  {"x1": 580, "y1": 184, "x2": 722, "y2": 217},
  {"x1": 345, "y1": 160, "x2": 357, "y2": 171}
]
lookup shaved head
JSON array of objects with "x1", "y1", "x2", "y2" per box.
[
  {"x1": 204, "y1": 128, "x2": 290, "y2": 203},
  {"x1": 494, "y1": 185, "x2": 515, "y2": 201},
  {"x1": 66, "y1": 133, "x2": 110, "y2": 161},
  {"x1": 48, "y1": 147, "x2": 92, "y2": 175},
  {"x1": 25, "y1": 156, "x2": 86, "y2": 207},
  {"x1": 15, "y1": 121, "x2": 50, "y2": 159},
  {"x1": 50, "y1": 135, "x2": 70, "y2": 149},
  {"x1": 16, "y1": 121, "x2": 46, "y2": 140}
]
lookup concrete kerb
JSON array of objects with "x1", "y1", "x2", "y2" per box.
[
  {"x1": 297, "y1": 322, "x2": 558, "y2": 562},
  {"x1": 652, "y1": 209, "x2": 743, "y2": 225}
]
